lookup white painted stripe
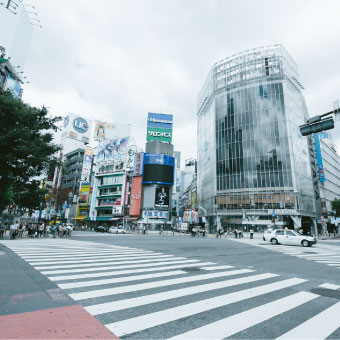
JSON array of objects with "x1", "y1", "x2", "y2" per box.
[
  {"x1": 27, "y1": 252, "x2": 163, "y2": 264},
  {"x1": 106, "y1": 278, "x2": 309, "y2": 337},
  {"x1": 325, "y1": 263, "x2": 340, "y2": 266},
  {"x1": 37, "y1": 256, "x2": 184, "y2": 271},
  {"x1": 201, "y1": 265, "x2": 234, "y2": 270},
  {"x1": 319, "y1": 283, "x2": 340, "y2": 290},
  {"x1": 58, "y1": 270, "x2": 187, "y2": 289},
  {"x1": 17, "y1": 248, "x2": 142, "y2": 254},
  {"x1": 48, "y1": 261, "x2": 216, "y2": 281},
  {"x1": 20, "y1": 250, "x2": 147, "y2": 259},
  {"x1": 43, "y1": 260, "x2": 212, "y2": 276},
  {"x1": 168, "y1": 291, "x2": 317, "y2": 340},
  {"x1": 86, "y1": 273, "x2": 277, "y2": 316},
  {"x1": 315, "y1": 261, "x2": 340, "y2": 264},
  {"x1": 30, "y1": 254, "x2": 174, "y2": 267},
  {"x1": 277, "y1": 301, "x2": 340, "y2": 339},
  {"x1": 70, "y1": 269, "x2": 254, "y2": 300}
]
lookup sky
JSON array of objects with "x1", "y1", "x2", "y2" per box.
[{"x1": 11, "y1": 0, "x2": 340, "y2": 164}]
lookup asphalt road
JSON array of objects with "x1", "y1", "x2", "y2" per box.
[{"x1": 1, "y1": 231, "x2": 340, "y2": 339}]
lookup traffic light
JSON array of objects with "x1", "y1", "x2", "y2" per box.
[{"x1": 299, "y1": 117, "x2": 334, "y2": 136}]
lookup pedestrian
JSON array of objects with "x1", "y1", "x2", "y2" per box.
[
  {"x1": 45, "y1": 224, "x2": 50, "y2": 238},
  {"x1": 0, "y1": 220, "x2": 4, "y2": 239},
  {"x1": 38, "y1": 223, "x2": 44, "y2": 237},
  {"x1": 143, "y1": 225, "x2": 146, "y2": 234},
  {"x1": 22, "y1": 223, "x2": 27, "y2": 238},
  {"x1": 18, "y1": 223, "x2": 23, "y2": 238},
  {"x1": 9, "y1": 222, "x2": 18, "y2": 239},
  {"x1": 51, "y1": 225, "x2": 57, "y2": 238},
  {"x1": 250, "y1": 228, "x2": 254, "y2": 239}
]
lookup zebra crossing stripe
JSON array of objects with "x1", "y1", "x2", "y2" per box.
[
  {"x1": 20, "y1": 250, "x2": 147, "y2": 259},
  {"x1": 106, "y1": 278, "x2": 309, "y2": 337},
  {"x1": 319, "y1": 283, "x2": 340, "y2": 290},
  {"x1": 85, "y1": 273, "x2": 278, "y2": 316},
  {"x1": 27, "y1": 252, "x2": 165, "y2": 264},
  {"x1": 39, "y1": 257, "x2": 191, "y2": 273},
  {"x1": 47, "y1": 261, "x2": 216, "y2": 281},
  {"x1": 58, "y1": 270, "x2": 188, "y2": 289},
  {"x1": 32, "y1": 255, "x2": 177, "y2": 269},
  {"x1": 168, "y1": 291, "x2": 317, "y2": 340},
  {"x1": 69, "y1": 269, "x2": 255, "y2": 300},
  {"x1": 276, "y1": 301, "x2": 340, "y2": 339},
  {"x1": 201, "y1": 265, "x2": 234, "y2": 270}
]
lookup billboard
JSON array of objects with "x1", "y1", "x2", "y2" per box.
[
  {"x1": 133, "y1": 152, "x2": 144, "y2": 176},
  {"x1": 5, "y1": 74, "x2": 22, "y2": 98},
  {"x1": 314, "y1": 133, "x2": 326, "y2": 182},
  {"x1": 94, "y1": 121, "x2": 131, "y2": 141},
  {"x1": 61, "y1": 113, "x2": 91, "y2": 144},
  {"x1": 97, "y1": 137, "x2": 130, "y2": 163},
  {"x1": 81, "y1": 146, "x2": 93, "y2": 182},
  {"x1": 129, "y1": 176, "x2": 143, "y2": 216},
  {"x1": 147, "y1": 127, "x2": 172, "y2": 143},
  {"x1": 142, "y1": 153, "x2": 175, "y2": 185},
  {"x1": 155, "y1": 186, "x2": 170, "y2": 208},
  {"x1": 146, "y1": 113, "x2": 173, "y2": 143}
]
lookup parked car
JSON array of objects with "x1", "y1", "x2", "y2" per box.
[
  {"x1": 263, "y1": 229, "x2": 316, "y2": 247},
  {"x1": 109, "y1": 226, "x2": 125, "y2": 234},
  {"x1": 94, "y1": 225, "x2": 108, "y2": 233}
]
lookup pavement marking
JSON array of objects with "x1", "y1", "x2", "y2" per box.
[
  {"x1": 319, "y1": 283, "x2": 340, "y2": 290},
  {"x1": 47, "y1": 261, "x2": 218, "y2": 281},
  {"x1": 168, "y1": 291, "x2": 317, "y2": 340},
  {"x1": 33, "y1": 255, "x2": 177, "y2": 269},
  {"x1": 276, "y1": 301, "x2": 340, "y2": 339},
  {"x1": 85, "y1": 273, "x2": 277, "y2": 316},
  {"x1": 19, "y1": 250, "x2": 148, "y2": 259},
  {"x1": 106, "y1": 278, "x2": 309, "y2": 337},
  {"x1": 40, "y1": 258, "x2": 204, "y2": 275},
  {"x1": 58, "y1": 270, "x2": 187, "y2": 289},
  {"x1": 201, "y1": 265, "x2": 234, "y2": 270},
  {"x1": 69, "y1": 269, "x2": 255, "y2": 300},
  {"x1": 27, "y1": 252, "x2": 166, "y2": 265}
]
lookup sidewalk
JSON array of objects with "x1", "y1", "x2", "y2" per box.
[{"x1": 0, "y1": 242, "x2": 119, "y2": 339}]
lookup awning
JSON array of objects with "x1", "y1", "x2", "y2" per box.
[
  {"x1": 127, "y1": 217, "x2": 139, "y2": 220},
  {"x1": 95, "y1": 217, "x2": 112, "y2": 221},
  {"x1": 72, "y1": 216, "x2": 87, "y2": 220},
  {"x1": 110, "y1": 218, "x2": 120, "y2": 221}
]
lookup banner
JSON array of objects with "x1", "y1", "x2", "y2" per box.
[
  {"x1": 155, "y1": 186, "x2": 170, "y2": 208},
  {"x1": 94, "y1": 121, "x2": 131, "y2": 141},
  {"x1": 146, "y1": 113, "x2": 173, "y2": 143},
  {"x1": 81, "y1": 147, "x2": 93, "y2": 181},
  {"x1": 314, "y1": 133, "x2": 326, "y2": 182},
  {"x1": 129, "y1": 177, "x2": 143, "y2": 216},
  {"x1": 97, "y1": 137, "x2": 130, "y2": 163}
]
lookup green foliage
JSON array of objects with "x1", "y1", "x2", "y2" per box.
[
  {"x1": 331, "y1": 198, "x2": 340, "y2": 217},
  {"x1": 0, "y1": 88, "x2": 61, "y2": 211}
]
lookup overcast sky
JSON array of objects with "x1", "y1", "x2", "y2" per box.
[{"x1": 21, "y1": 0, "x2": 340, "y2": 164}]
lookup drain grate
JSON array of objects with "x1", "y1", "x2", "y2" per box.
[
  {"x1": 311, "y1": 288, "x2": 340, "y2": 299},
  {"x1": 182, "y1": 267, "x2": 201, "y2": 272}
]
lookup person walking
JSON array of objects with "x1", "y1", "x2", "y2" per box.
[
  {"x1": 45, "y1": 224, "x2": 50, "y2": 238},
  {"x1": 9, "y1": 222, "x2": 18, "y2": 240},
  {"x1": 0, "y1": 221, "x2": 4, "y2": 239},
  {"x1": 250, "y1": 228, "x2": 254, "y2": 239}
]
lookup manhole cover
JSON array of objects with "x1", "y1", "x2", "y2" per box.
[
  {"x1": 182, "y1": 267, "x2": 201, "y2": 272},
  {"x1": 311, "y1": 288, "x2": 340, "y2": 299}
]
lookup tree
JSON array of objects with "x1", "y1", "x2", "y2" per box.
[
  {"x1": 331, "y1": 198, "x2": 340, "y2": 217},
  {"x1": 0, "y1": 87, "x2": 61, "y2": 213}
]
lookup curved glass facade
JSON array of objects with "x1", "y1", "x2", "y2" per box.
[{"x1": 197, "y1": 45, "x2": 315, "y2": 229}]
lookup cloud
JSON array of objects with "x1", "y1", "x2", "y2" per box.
[{"x1": 21, "y1": 0, "x2": 340, "y2": 163}]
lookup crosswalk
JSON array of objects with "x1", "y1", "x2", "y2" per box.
[
  {"x1": 231, "y1": 237, "x2": 340, "y2": 269},
  {"x1": 1, "y1": 238, "x2": 340, "y2": 339}
]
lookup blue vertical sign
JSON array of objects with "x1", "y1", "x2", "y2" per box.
[{"x1": 314, "y1": 133, "x2": 326, "y2": 182}]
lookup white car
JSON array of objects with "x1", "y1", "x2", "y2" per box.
[
  {"x1": 109, "y1": 226, "x2": 125, "y2": 234},
  {"x1": 263, "y1": 229, "x2": 316, "y2": 247}
]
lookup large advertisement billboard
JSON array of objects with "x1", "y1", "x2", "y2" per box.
[
  {"x1": 314, "y1": 133, "x2": 326, "y2": 182},
  {"x1": 61, "y1": 113, "x2": 91, "y2": 144},
  {"x1": 142, "y1": 153, "x2": 175, "y2": 185},
  {"x1": 146, "y1": 113, "x2": 173, "y2": 143},
  {"x1": 129, "y1": 176, "x2": 143, "y2": 216},
  {"x1": 155, "y1": 186, "x2": 170, "y2": 208},
  {"x1": 94, "y1": 121, "x2": 131, "y2": 141},
  {"x1": 81, "y1": 146, "x2": 93, "y2": 182},
  {"x1": 97, "y1": 137, "x2": 130, "y2": 163}
]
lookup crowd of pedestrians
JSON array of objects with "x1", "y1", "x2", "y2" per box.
[{"x1": 0, "y1": 220, "x2": 73, "y2": 240}]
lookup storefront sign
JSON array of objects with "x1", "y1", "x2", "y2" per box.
[
  {"x1": 73, "y1": 117, "x2": 89, "y2": 133},
  {"x1": 129, "y1": 177, "x2": 142, "y2": 216},
  {"x1": 147, "y1": 127, "x2": 172, "y2": 142},
  {"x1": 133, "y1": 152, "x2": 144, "y2": 176}
]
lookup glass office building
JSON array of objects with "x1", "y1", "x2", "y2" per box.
[{"x1": 197, "y1": 45, "x2": 316, "y2": 231}]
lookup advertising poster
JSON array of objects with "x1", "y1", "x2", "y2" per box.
[
  {"x1": 155, "y1": 186, "x2": 170, "y2": 208},
  {"x1": 94, "y1": 121, "x2": 131, "y2": 141},
  {"x1": 81, "y1": 147, "x2": 93, "y2": 181},
  {"x1": 133, "y1": 152, "x2": 144, "y2": 176},
  {"x1": 146, "y1": 113, "x2": 173, "y2": 143},
  {"x1": 129, "y1": 176, "x2": 143, "y2": 216},
  {"x1": 314, "y1": 134, "x2": 326, "y2": 182},
  {"x1": 97, "y1": 137, "x2": 130, "y2": 163},
  {"x1": 62, "y1": 113, "x2": 91, "y2": 144}
]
